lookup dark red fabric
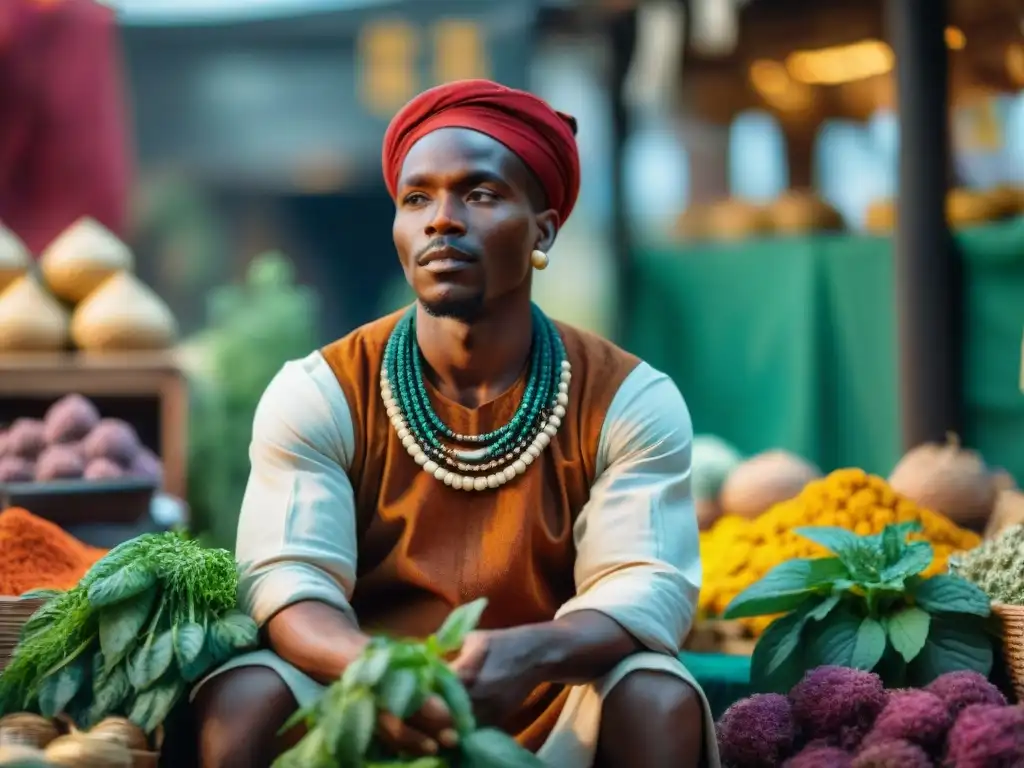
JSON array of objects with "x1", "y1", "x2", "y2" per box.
[
  {"x1": 382, "y1": 79, "x2": 580, "y2": 227},
  {"x1": 0, "y1": 0, "x2": 131, "y2": 256}
]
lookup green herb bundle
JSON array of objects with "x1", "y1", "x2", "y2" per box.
[
  {"x1": 276, "y1": 599, "x2": 543, "y2": 768},
  {"x1": 0, "y1": 531, "x2": 258, "y2": 734},
  {"x1": 724, "y1": 521, "x2": 995, "y2": 691}
]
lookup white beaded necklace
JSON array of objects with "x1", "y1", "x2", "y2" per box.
[{"x1": 379, "y1": 359, "x2": 572, "y2": 491}]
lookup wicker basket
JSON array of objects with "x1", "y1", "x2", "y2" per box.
[
  {"x1": 0, "y1": 596, "x2": 46, "y2": 672},
  {"x1": 993, "y1": 602, "x2": 1024, "y2": 701}
]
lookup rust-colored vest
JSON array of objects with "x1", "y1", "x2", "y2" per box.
[{"x1": 320, "y1": 308, "x2": 640, "y2": 749}]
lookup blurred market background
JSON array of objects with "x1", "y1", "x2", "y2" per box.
[{"x1": 0, "y1": 0, "x2": 1023, "y2": 557}]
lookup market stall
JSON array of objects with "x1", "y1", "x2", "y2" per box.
[
  {"x1": 626, "y1": 217, "x2": 1024, "y2": 480},
  {"x1": 0, "y1": 218, "x2": 187, "y2": 549}
]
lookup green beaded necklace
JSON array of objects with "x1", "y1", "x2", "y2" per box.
[{"x1": 380, "y1": 304, "x2": 572, "y2": 491}]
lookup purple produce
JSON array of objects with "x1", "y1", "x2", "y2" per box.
[
  {"x1": 43, "y1": 394, "x2": 101, "y2": 444},
  {"x1": 782, "y1": 744, "x2": 852, "y2": 768},
  {"x1": 788, "y1": 666, "x2": 888, "y2": 752},
  {"x1": 130, "y1": 447, "x2": 163, "y2": 484},
  {"x1": 35, "y1": 444, "x2": 85, "y2": 481},
  {"x1": 5, "y1": 418, "x2": 46, "y2": 460},
  {"x1": 716, "y1": 693, "x2": 794, "y2": 768},
  {"x1": 945, "y1": 703, "x2": 1024, "y2": 768},
  {"x1": 0, "y1": 456, "x2": 34, "y2": 482},
  {"x1": 925, "y1": 670, "x2": 1007, "y2": 719},
  {"x1": 860, "y1": 689, "x2": 950, "y2": 754},
  {"x1": 852, "y1": 738, "x2": 930, "y2": 768},
  {"x1": 83, "y1": 457, "x2": 124, "y2": 480},
  {"x1": 82, "y1": 418, "x2": 140, "y2": 467}
]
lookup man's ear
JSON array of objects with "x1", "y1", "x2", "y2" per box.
[{"x1": 535, "y1": 209, "x2": 560, "y2": 253}]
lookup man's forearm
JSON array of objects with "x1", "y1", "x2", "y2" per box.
[
  {"x1": 266, "y1": 601, "x2": 371, "y2": 684},
  {"x1": 516, "y1": 610, "x2": 643, "y2": 686}
]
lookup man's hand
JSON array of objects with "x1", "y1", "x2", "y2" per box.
[
  {"x1": 449, "y1": 629, "x2": 545, "y2": 727},
  {"x1": 376, "y1": 695, "x2": 460, "y2": 758}
]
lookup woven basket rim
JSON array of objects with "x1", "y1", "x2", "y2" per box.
[
  {"x1": 992, "y1": 601, "x2": 1024, "y2": 616},
  {"x1": 0, "y1": 596, "x2": 48, "y2": 604}
]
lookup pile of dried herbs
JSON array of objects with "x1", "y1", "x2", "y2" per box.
[
  {"x1": 275, "y1": 599, "x2": 544, "y2": 768},
  {"x1": 0, "y1": 531, "x2": 257, "y2": 734},
  {"x1": 950, "y1": 523, "x2": 1024, "y2": 605}
]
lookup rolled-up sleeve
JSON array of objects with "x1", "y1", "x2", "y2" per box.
[
  {"x1": 235, "y1": 352, "x2": 360, "y2": 628},
  {"x1": 554, "y1": 362, "x2": 701, "y2": 656}
]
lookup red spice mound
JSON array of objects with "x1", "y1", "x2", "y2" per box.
[{"x1": 0, "y1": 507, "x2": 106, "y2": 595}]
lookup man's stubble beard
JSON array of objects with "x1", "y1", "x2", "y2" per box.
[{"x1": 419, "y1": 292, "x2": 486, "y2": 324}]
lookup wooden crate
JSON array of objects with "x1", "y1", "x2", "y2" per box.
[{"x1": 0, "y1": 353, "x2": 188, "y2": 500}]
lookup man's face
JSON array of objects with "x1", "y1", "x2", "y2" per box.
[{"x1": 392, "y1": 128, "x2": 555, "y2": 322}]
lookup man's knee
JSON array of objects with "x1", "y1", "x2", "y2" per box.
[
  {"x1": 599, "y1": 670, "x2": 706, "y2": 768},
  {"x1": 193, "y1": 666, "x2": 300, "y2": 768},
  {"x1": 606, "y1": 669, "x2": 704, "y2": 725}
]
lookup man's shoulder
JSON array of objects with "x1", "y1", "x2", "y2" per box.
[
  {"x1": 321, "y1": 308, "x2": 406, "y2": 363},
  {"x1": 553, "y1": 319, "x2": 644, "y2": 388},
  {"x1": 318, "y1": 308, "x2": 407, "y2": 394}
]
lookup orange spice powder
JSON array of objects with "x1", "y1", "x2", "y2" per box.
[{"x1": 0, "y1": 507, "x2": 106, "y2": 596}]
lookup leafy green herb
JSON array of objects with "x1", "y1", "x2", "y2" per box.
[
  {"x1": 725, "y1": 522, "x2": 994, "y2": 691},
  {"x1": 0, "y1": 531, "x2": 259, "y2": 735},
  {"x1": 275, "y1": 599, "x2": 543, "y2": 768}
]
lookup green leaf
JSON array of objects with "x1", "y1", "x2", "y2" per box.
[
  {"x1": 87, "y1": 563, "x2": 158, "y2": 609},
  {"x1": 20, "y1": 600, "x2": 65, "y2": 642},
  {"x1": 908, "y1": 616, "x2": 993, "y2": 687},
  {"x1": 377, "y1": 668, "x2": 422, "y2": 719},
  {"x1": 434, "y1": 598, "x2": 488, "y2": 653},
  {"x1": 208, "y1": 612, "x2": 259, "y2": 660},
  {"x1": 128, "y1": 678, "x2": 186, "y2": 734},
  {"x1": 173, "y1": 622, "x2": 206, "y2": 669},
  {"x1": 84, "y1": 663, "x2": 130, "y2": 728},
  {"x1": 326, "y1": 690, "x2": 376, "y2": 764},
  {"x1": 278, "y1": 703, "x2": 317, "y2": 736},
  {"x1": 806, "y1": 594, "x2": 841, "y2": 622},
  {"x1": 19, "y1": 589, "x2": 63, "y2": 601},
  {"x1": 432, "y1": 663, "x2": 476, "y2": 734},
  {"x1": 273, "y1": 728, "x2": 334, "y2": 768},
  {"x1": 343, "y1": 646, "x2": 393, "y2": 691},
  {"x1": 887, "y1": 606, "x2": 931, "y2": 662},
  {"x1": 851, "y1": 617, "x2": 887, "y2": 671},
  {"x1": 37, "y1": 657, "x2": 87, "y2": 718},
  {"x1": 179, "y1": 646, "x2": 214, "y2": 683},
  {"x1": 913, "y1": 574, "x2": 991, "y2": 617},
  {"x1": 793, "y1": 526, "x2": 865, "y2": 557},
  {"x1": 723, "y1": 558, "x2": 848, "y2": 619},
  {"x1": 752, "y1": 610, "x2": 807, "y2": 685},
  {"x1": 881, "y1": 541, "x2": 934, "y2": 581},
  {"x1": 99, "y1": 586, "x2": 158, "y2": 670},
  {"x1": 129, "y1": 630, "x2": 175, "y2": 690},
  {"x1": 806, "y1": 605, "x2": 862, "y2": 668},
  {"x1": 462, "y1": 727, "x2": 546, "y2": 767},
  {"x1": 880, "y1": 524, "x2": 906, "y2": 563}
]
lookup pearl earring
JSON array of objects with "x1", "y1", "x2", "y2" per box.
[{"x1": 530, "y1": 249, "x2": 549, "y2": 270}]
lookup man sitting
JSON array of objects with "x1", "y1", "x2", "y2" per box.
[{"x1": 191, "y1": 79, "x2": 719, "y2": 768}]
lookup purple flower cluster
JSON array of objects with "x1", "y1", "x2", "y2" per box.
[{"x1": 716, "y1": 667, "x2": 1023, "y2": 768}]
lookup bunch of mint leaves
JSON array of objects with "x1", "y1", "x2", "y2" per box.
[
  {"x1": 274, "y1": 599, "x2": 544, "y2": 768},
  {"x1": 724, "y1": 522, "x2": 995, "y2": 691}
]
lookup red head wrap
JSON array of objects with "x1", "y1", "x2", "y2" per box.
[{"x1": 382, "y1": 79, "x2": 581, "y2": 227}]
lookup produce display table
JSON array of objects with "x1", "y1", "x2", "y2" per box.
[
  {"x1": 0, "y1": 352, "x2": 188, "y2": 498},
  {"x1": 680, "y1": 651, "x2": 752, "y2": 721},
  {"x1": 626, "y1": 218, "x2": 1024, "y2": 479}
]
